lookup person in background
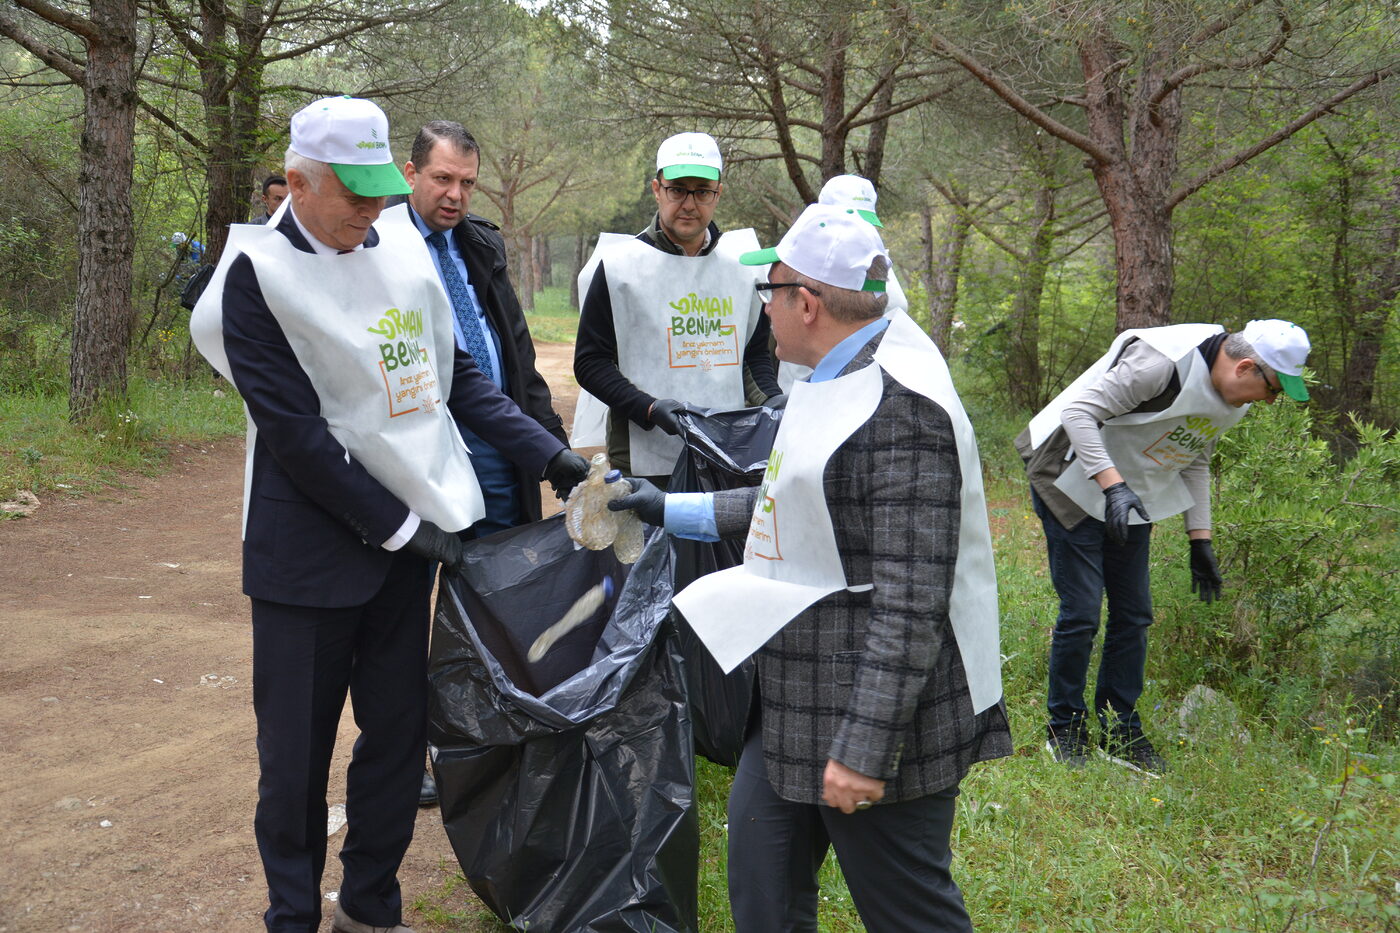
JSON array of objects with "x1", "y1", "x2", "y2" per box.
[
  {"x1": 1016, "y1": 319, "x2": 1311, "y2": 773},
  {"x1": 248, "y1": 175, "x2": 289, "y2": 225},
  {"x1": 574, "y1": 131, "x2": 781, "y2": 485},
  {"x1": 764, "y1": 173, "x2": 911, "y2": 395},
  {"x1": 390, "y1": 118, "x2": 570, "y2": 806}
]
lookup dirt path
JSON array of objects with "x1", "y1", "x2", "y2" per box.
[{"x1": 0, "y1": 342, "x2": 585, "y2": 933}]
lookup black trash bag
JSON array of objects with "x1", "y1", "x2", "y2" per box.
[
  {"x1": 428, "y1": 515, "x2": 698, "y2": 933},
  {"x1": 666, "y1": 405, "x2": 781, "y2": 766}
]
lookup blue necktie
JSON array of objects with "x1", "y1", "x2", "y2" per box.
[{"x1": 426, "y1": 230, "x2": 494, "y2": 382}]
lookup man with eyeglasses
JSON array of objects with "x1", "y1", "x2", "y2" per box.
[
  {"x1": 573, "y1": 132, "x2": 781, "y2": 484},
  {"x1": 767, "y1": 174, "x2": 912, "y2": 394},
  {"x1": 1016, "y1": 319, "x2": 1311, "y2": 774},
  {"x1": 609, "y1": 204, "x2": 1010, "y2": 932}
]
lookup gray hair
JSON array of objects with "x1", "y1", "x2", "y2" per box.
[
  {"x1": 284, "y1": 147, "x2": 330, "y2": 192},
  {"x1": 794, "y1": 254, "x2": 889, "y2": 324},
  {"x1": 1222, "y1": 332, "x2": 1276, "y2": 381}
]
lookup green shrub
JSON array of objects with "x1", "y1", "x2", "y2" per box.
[{"x1": 1152, "y1": 402, "x2": 1400, "y2": 723}]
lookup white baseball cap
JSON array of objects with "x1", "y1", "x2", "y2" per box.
[
  {"x1": 656, "y1": 132, "x2": 723, "y2": 181},
  {"x1": 289, "y1": 96, "x2": 411, "y2": 197},
  {"x1": 741, "y1": 204, "x2": 889, "y2": 293},
  {"x1": 1242, "y1": 319, "x2": 1311, "y2": 401},
  {"x1": 818, "y1": 174, "x2": 883, "y2": 227}
]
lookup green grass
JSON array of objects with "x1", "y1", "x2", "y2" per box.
[
  {"x1": 411, "y1": 449, "x2": 1398, "y2": 932},
  {"x1": 524, "y1": 286, "x2": 580, "y2": 344},
  {"x1": 4, "y1": 332, "x2": 1393, "y2": 931},
  {"x1": 0, "y1": 376, "x2": 244, "y2": 509}
]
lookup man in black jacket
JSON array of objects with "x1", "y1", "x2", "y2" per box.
[
  {"x1": 396, "y1": 120, "x2": 568, "y2": 531},
  {"x1": 395, "y1": 120, "x2": 572, "y2": 806},
  {"x1": 574, "y1": 132, "x2": 781, "y2": 484}
]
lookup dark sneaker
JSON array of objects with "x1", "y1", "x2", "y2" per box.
[
  {"x1": 1045, "y1": 723, "x2": 1090, "y2": 768},
  {"x1": 1098, "y1": 725, "x2": 1167, "y2": 776}
]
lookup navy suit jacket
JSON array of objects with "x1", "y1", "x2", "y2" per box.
[{"x1": 222, "y1": 212, "x2": 563, "y2": 608}]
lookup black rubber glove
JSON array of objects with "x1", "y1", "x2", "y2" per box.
[
  {"x1": 1102, "y1": 481, "x2": 1150, "y2": 547},
  {"x1": 607, "y1": 477, "x2": 666, "y2": 527},
  {"x1": 542, "y1": 448, "x2": 589, "y2": 500},
  {"x1": 404, "y1": 520, "x2": 465, "y2": 576},
  {"x1": 764, "y1": 393, "x2": 788, "y2": 410},
  {"x1": 1189, "y1": 538, "x2": 1223, "y2": 603},
  {"x1": 648, "y1": 398, "x2": 685, "y2": 436}
]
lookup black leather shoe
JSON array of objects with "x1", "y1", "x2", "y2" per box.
[
  {"x1": 331, "y1": 902, "x2": 417, "y2": 933},
  {"x1": 418, "y1": 770, "x2": 438, "y2": 807}
]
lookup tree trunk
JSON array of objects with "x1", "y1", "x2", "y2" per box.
[
  {"x1": 513, "y1": 231, "x2": 535, "y2": 311},
  {"x1": 1339, "y1": 177, "x2": 1400, "y2": 420},
  {"x1": 197, "y1": 2, "x2": 267, "y2": 266},
  {"x1": 536, "y1": 234, "x2": 553, "y2": 288},
  {"x1": 1080, "y1": 27, "x2": 1181, "y2": 332},
  {"x1": 69, "y1": 0, "x2": 137, "y2": 420},
  {"x1": 818, "y1": 16, "x2": 849, "y2": 182},
  {"x1": 570, "y1": 234, "x2": 587, "y2": 310},
  {"x1": 1007, "y1": 171, "x2": 1056, "y2": 409},
  {"x1": 859, "y1": 77, "x2": 895, "y2": 191},
  {"x1": 920, "y1": 199, "x2": 969, "y2": 356}
]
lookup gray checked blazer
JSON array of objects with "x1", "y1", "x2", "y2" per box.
[{"x1": 712, "y1": 329, "x2": 1012, "y2": 805}]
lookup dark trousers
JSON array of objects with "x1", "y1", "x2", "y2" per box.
[
  {"x1": 251, "y1": 550, "x2": 431, "y2": 933},
  {"x1": 727, "y1": 730, "x2": 971, "y2": 933},
  {"x1": 1032, "y1": 489, "x2": 1154, "y2": 733}
]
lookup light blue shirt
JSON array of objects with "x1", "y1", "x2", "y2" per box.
[
  {"x1": 664, "y1": 317, "x2": 891, "y2": 541},
  {"x1": 408, "y1": 207, "x2": 506, "y2": 391}
]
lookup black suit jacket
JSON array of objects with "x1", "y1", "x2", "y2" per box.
[
  {"x1": 388, "y1": 199, "x2": 568, "y2": 523},
  {"x1": 222, "y1": 212, "x2": 563, "y2": 608}
]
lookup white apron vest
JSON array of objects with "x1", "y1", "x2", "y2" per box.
[
  {"x1": 776, "y1": 266, "x2": 909, "y2": 392},
  {"x1": 569, "y1": 233, "x2": 634, "y2": 447},
  {"x1": 191, "y1": 204, "x2": 484, "y2": 536},
  {"x1": 590, "y1": 230, "x2": 766, "y2": 474},
  {"x1": 1027, "y1": 324, "x2": 1247, "y2": 524},
  {"x1": 672, "y1": 310, "x2": 1003, "y2": 714}
]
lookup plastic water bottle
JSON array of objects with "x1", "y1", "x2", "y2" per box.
[
  {"x1": 564, "y1": 452, "x2": 620, "y2": 550},
  {"x1": 605, "y1": 470, "x2": 644, "y2": 564},
  {"x1": 529, "y1": 576, "x2": 615, "y2": 662}
]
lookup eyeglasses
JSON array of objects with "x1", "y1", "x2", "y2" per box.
[
  {"x1": 659, "y1": 184, "x2": 719, "y2": 205},
  {"x1": 1253, "y1": 363, "x2": 1282, "y2": 397},
  {"x1": 754, "y1": 281, "x2": 820, "y2": 304}
]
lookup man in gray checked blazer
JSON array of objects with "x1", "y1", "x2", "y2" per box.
[{"x1": 614, "y1": 205, "x2": 1012, "y2": 932}]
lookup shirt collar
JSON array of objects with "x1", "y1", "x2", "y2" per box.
[
  {"x1": 407, "y1": 204, "x2": 433, "y2": 239},
  {"x1": 808, "y1": 317, "x2": 890, "y2": 383}
]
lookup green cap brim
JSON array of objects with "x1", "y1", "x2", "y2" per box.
[
  {"x1": 661, "y1": 163, "x2": 720, "y2": 181},
  {"x1": 856, "y1": 209, "x2": 884, "y2": 228},
  {"x1": 740, "y1": 246, "x2": 780, "y2": 266},
  {"x1": 331, "y1": 162, "x2": 412, "y2": 197},
  {"x1": 1278, "y1": 371, "x2": 1309, "y2": 402}
]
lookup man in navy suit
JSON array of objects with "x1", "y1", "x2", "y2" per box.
[{"x1": 203, "y1": 96, "x2": 587, "y2": 933}]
